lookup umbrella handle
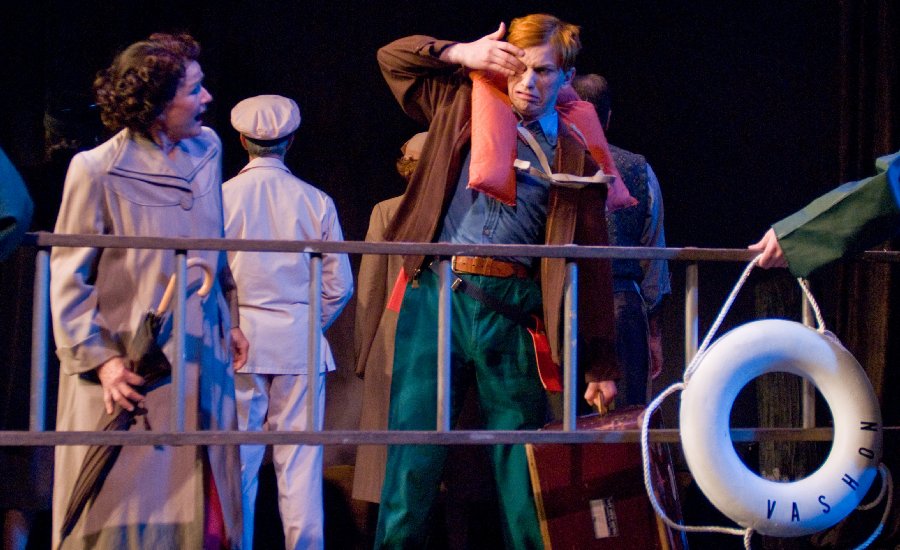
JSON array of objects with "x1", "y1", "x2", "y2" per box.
[{"x1": 156, "y1": 258, "x2": 215, "y2": 314}]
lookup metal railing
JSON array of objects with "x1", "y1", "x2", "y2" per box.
[{"x1": 7, "y1": 231, "x2": 900, "y2": 447}]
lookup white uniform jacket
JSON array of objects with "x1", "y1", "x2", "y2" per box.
[{"x1": 223, "y1": 156, "x2": 353, "y2": 374}]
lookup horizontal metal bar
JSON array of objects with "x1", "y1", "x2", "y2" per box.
[
  {"x1": 0, "y1": 427, "x2": 895, "y2": 447},
  {"x1": 23, "y1": 232, "x2": 900, "y2": 263}
]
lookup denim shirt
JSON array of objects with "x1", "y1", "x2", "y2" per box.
[{"x1": 439, "y1": 111, "x2": 559, "y2": 267}]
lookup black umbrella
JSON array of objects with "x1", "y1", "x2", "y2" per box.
[{"x1": 61, "y1": 259, "x2": 213, "y2": 540}]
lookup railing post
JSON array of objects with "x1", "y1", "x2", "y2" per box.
[
  {"x1": 436, "y1": 258, "x2": 453, "y2": 432},
  {"x1": 800, "y1": 280, "x2": 816, "y2": 428},
  {"x1": 563, "y1": 261, "x2": 578, "y2": 432},
  {"x1": 172, "y1": 251, "x2": 187, "y2": 432},
  {"x1": 684, "y1": 262, "x2": 699, "y2": 366},
  {"x1": 307, "y1": 253, "x2": 323, "y2": 431},
  {"x1": 29, "y1": 248, "x2": 50, "y2": 432}
]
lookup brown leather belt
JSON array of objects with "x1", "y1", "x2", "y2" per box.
[{"x1": 451, "y1": 256, "x2": 530, "y2": 279}]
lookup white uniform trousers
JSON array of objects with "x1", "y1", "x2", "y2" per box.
[{"x1": 235, "y1": 372, "x2": 326, "y2": 550}]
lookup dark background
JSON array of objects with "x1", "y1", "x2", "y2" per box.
[
  {"x1": 1, "y1": 1, "x2": 899, "y2": 548},
  {"x1": 1, "y1": 0, "x2": 846, "y2": 247}
]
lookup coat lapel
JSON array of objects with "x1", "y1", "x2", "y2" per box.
[
  {"x1": 108, "y1": 131, "x2": 217, "y2": 190},
  {"x1": 544, "y1": 124, "x2": 586, "y2": 246},
  {"x1": 541, "y1": 122, "x2": 608, "y2": 366}
]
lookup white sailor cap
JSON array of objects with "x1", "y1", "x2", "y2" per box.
[{"x1": 230, "y1": 95, "x2": 300, "y2": 140}]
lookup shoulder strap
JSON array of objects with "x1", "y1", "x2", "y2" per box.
[
  {"x1": 515, "y1": 124, "x2": 612, "y2": 189},
  {"x1": 516, "y1": 125, "x2": 554, "y2": 175}
]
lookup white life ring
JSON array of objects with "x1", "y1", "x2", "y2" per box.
[{"x1": 680, "y1": 319, "x2": 882, "y2": 537}]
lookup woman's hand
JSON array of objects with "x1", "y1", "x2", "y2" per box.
[
  {"x1": 96, "y1": 356, "x2": 145, "y2": 414},
  {"x1": 231, "y1": 327, "x2": 249, "y2": 371}
]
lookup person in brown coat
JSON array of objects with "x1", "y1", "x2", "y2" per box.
[
  {"x1": 352, "y1": 132, "x2": 424, "y2": 505},
  {"x1": 373, "y1": 14, "x2": 620, "y2": 549}
]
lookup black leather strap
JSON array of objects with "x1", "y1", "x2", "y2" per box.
[{"x1": 429, "y1": 260, "x2": 537, "y2": 330}]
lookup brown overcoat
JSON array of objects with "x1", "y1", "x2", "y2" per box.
[
  {"x1": 351, "y1": 196, "x2": 404, "y2": 503},
  {"x1": 377, "y1": 36, "x2": 619, "y2": 382}
]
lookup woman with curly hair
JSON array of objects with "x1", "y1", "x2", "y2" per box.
[{"x1": 50, "y1": 32, "x2": 248, "y2": 549}]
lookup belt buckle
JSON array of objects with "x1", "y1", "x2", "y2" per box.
[{"x1": 450, "y1": 256, "x2": 461, "y2": 272}]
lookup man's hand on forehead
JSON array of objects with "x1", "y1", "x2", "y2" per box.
[{"x1": 440, "y1": 22, "x2": 526, "y2": 76}]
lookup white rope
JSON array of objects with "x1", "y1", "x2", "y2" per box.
[
  {"x1": 684, "y1": 258, "x2": 758, "y2": 383},
  {"x1": 639, "y1": 382, "x2": 752, "y2": 542},
  {"x1": 857, "y1": 463, "x2": 889, "y2": 512},
  {"x1": 685, "y1": 256, "x2": 827, "y2": 383},
  {"x1": 743, "y1": 529, "x2": 755, "y2": 549},
  {"x1": 851, "y1": 464, "x2": 894, "y2": 550},
  {"x1": 641, "y1": 255, "x2": 835, "y2": 549},
  {"x1": 797, "y1": 277, "x2": 827, "y2": 331}
]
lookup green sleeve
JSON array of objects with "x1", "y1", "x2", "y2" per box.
[
  {"x1": 773, "y1": 154, "x2": 900, "y2": 277},
  {"x1": 0, "y1": 147, "x2": 34, "y2": 261}
]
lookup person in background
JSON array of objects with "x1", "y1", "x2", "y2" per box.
[
  {"x1": 352, "y1": 132, "x2": 505, "y2": 548},
  {"x1": 350, "y1": 133, "x2": 422, "y2": 506},
  {"x1": 27, "y1": 96, "x2": 105, "y2": 231},
  {"x1": 374, "y1": 14, "x2": 620, "y2": 548},
  {"x1": 223, "y1": 95, "x2": 353, "y2": 550},
  {"x1": 750, "y1": 150, "x2": 900, "y2": 276},
  {"x1": 0, "y1": 147, "x2": 35, "y2": 550},
  {"x1": 572, "y1": 73, "x2": 671, "y2": 405},
  {"x1": 50, "y1": 32, "x2": 247, "y2": 549}
]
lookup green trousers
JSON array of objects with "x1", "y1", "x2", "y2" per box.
[{"x1": 374, "y1": 267, "x2": 547, "y2": 549}]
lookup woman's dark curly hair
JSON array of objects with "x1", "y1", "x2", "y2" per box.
[{"x1": 94, "y1": 32, "x2": 201, "y2": 136}]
